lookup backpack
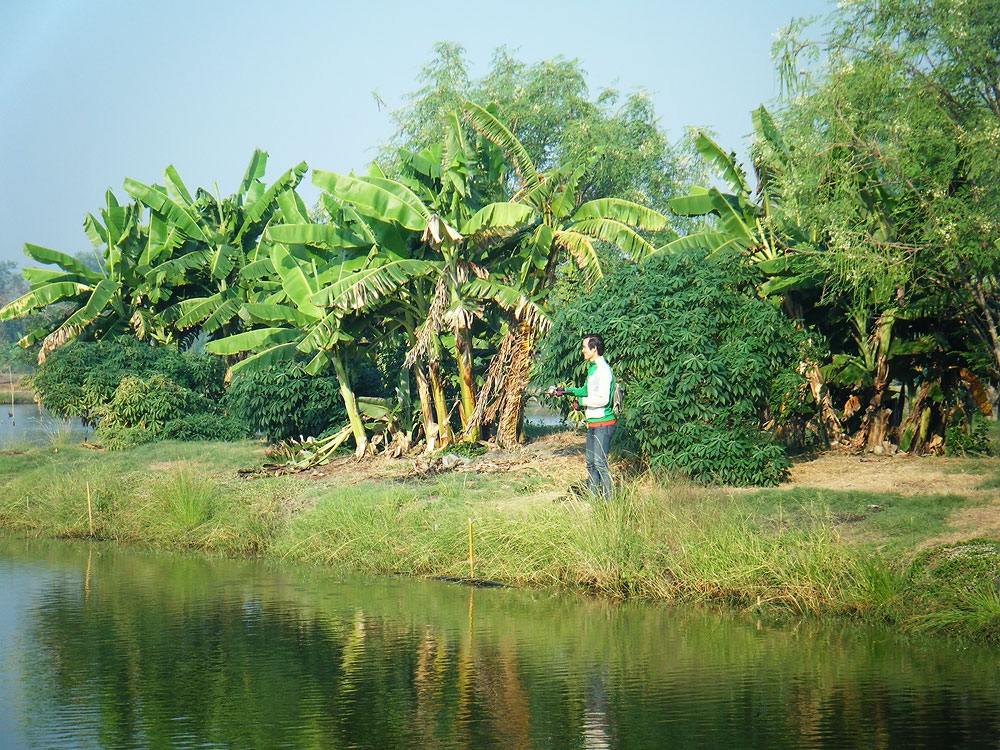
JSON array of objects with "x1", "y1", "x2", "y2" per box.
[{"x1": 612, "y1": 382, "x2": 625, "y2": 417}]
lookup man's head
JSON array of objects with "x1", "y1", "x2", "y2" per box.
[{"x1": 581, "y1": 333, "x2": 604, "y2": 362}]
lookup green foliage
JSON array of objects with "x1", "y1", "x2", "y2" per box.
[
  {"x1": 441, "y1": 441, "x2": 488, "y2": 458},
  {"x1": 386, "y1": 43, "x2": 700, "y2": 214},
  {"x1": 96, "y1": 374, "x2": 246, "y2": 450},
  {"x1": 31, "y1": 338, "x2": 226, "y2": 423},
  {"x1": 537, "y1": 250, "x2": 808, "y2": 485},
  {"x1": 944, "y1": 419, "x2": 992, "y2": 457},
  {"x1": 223, "y1": 364, "x2": 346, "y2": 441},
  {"x1": 757, "y1": 0, "x2": 1000, "y2": 453}
]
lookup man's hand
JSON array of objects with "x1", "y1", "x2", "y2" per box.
[{"x1": 547, "y1": 386, "x2": 568, "y2": 397}]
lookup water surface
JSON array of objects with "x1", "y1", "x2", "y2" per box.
[
  {"x1": 1, "y1": 536, "x2": 998, "y2": 749},
  {"x1": 0, "y1": 404, "x2": 88, "y2": 450}
]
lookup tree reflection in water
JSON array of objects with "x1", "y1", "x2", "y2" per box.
[{"x1": 3, "y1": 538, "x2": 999, "y2": 749}]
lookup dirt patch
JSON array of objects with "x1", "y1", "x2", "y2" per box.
[
  {"x1": 929, "y1": 499, "x2": 1000, "y2": 547},
  {"x1": 256, "y1": 429, "x2": 587, "y2": 487},
  {"x1": 783, "y1": 451, "x2": 1000, "y2": 497}
]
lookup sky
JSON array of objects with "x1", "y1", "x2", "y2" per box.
[{"x1": 0, "y1": 0, "x2": 831, "y2": 266}]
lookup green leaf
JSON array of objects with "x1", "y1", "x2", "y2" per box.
[
  {"x1": 201, "y1": 298, "x2": 243, "y2": 333},
  {"x1": 241, "y1": 303, "x2": 311, "y2": 326},
  {"x1": 463, "y1": 277, "x2": 549, "y2": 331},
  {"x1": 552, "y1": 230, "x2": 602, "y2": 283},
  {"x1": 228, "y1": 342, "x2": 302, "y2": 377},
  {"x1": 45, "y1": 279, "x2": 119, "y2": 341},
  {"x1": 170, "y1": 295, "x2": 223, "y2": 328},
  {"x1": 205, "y1": 327, "x2": 301, "y2": 355},
  {"x1": 0, "y1": 281, "x2": 91, "y2": 321},
  {"x1": 461, "y1": 202, "x2": 537, "y2": 236},
  {"x1": 275, "y1": 188, "x2": 309, "y2": 224},
  {"x1": 236, "y1": 162, "x2": 308, "y2": 240},
  {"x1": 21, "y1": 268, "x2": 92, "y2": 286},
  {"x1": 313, "y1": 170, "x2": 428, "y2": 232},
  {"x1": 209, "y1": 244, "x2": 238, "y2": 280},
  {"x1": 145, "y1": 249, "x2": 210, "y2": 285},
  {"x1": 265, "y1": 223, "x2": 371, "y2": 249},
  {"x1": 164, "y1": 165, "x2": 194, "y2": 205},
  {"x1": 462, "y1": 101, "x2": 541, "y2": 194},
  {"x1": 570, "y1": 218, "x2": 655, "y2": 260},
  {"x1": 23, "y1": 244, "x2": 99, "y2": 279},
  {"x1": 759, "y1": 274, "x2": 813, "y2": 297},
  {"x1": 238, "y1": 150, "x2": 269, "y2": 200},
  {"x1": 124, "y1": 178, "x2": 208, "y2": 242},
  {"x1": 270, "y1": 244, "x2": 322, "y2": 318},
  {"x1": 668, "y1": 187, "x2": 715, "y2": 216},
  {"x1": 572, "y1": 199, "x2": 668, "y2": 231},
  {"x1": 311, "y1": 259, "x2": 437, "y2": 310},
  {"x1": 83, "y1": 214, "x2": 108, "y2": 249},
  {"x1": 694, "y1": 131, "x2": 749, "y2": 195},
  {"x1": 239, "y1": 258, "x2": 275, "y2": 281},
  {"x1": 751, "y1": 106, "x2": 788, "y2": 159},
  {"x1": 651, "y1": 230, "x2": 743, "y2": 256},
  {"x1": 140, "y1": 213, "x2": 185, "y2": 268}
]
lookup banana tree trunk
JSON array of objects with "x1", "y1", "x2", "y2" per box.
[
  {"x1": 414, "y1": 363, "x2": 439, "y2": 452},
  {"x1": 331, "y1": 351, "x2": 368, "y2": 457},
  {"x1": 453, "y1": 324, "x2": 479, "y2": 442},
  {"x1": 427, "y1": 339, "x2": 453, "y2": 448},
  {"x1": 852, "y1": 353, "x2": 890, "y2": 452},
  {"x1": 494, "y1": 320, "x2": 535, "y2": 449},
  {"x1": 804, "y1": 363, "x2": 844, "y2": 446}
]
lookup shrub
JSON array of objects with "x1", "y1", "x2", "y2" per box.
[
  {"x1": 223, "y1": 363, "x2": 346, "y2": 441},
  {"x1": 160, "y1": 414, "x2": 248, "y2": 442},
  {"x1": 536, "y1": 249, "x2": 808, "y2": 486},
  {"x1": 944, "y1": 418, "x2": 992, "y2": 457},
  {"x1": 95, "y1": 374, "x2": 248, "y2": 450},
  {"x1": 32, "y1": 338, "x2": 226, "y2": 423}
]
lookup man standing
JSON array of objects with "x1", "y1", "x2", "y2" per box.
[{"x1": 549, "y1": 333, "x2": 617, "y2": 500}]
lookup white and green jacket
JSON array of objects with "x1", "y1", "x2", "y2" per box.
[{"x1": 566, "y1": 356, "x2": 616, "y2": 427}]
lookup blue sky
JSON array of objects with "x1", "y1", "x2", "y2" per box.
[{"x1": 0, "y1": 0, "x2": 830, "y2": 265}]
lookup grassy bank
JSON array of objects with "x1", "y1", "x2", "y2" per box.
[{"x1": 1, "y1": 437, "x2": 998, "y2": 642}]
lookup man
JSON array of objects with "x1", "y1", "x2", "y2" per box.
[{"x1": 549, "y1": 333, "x2": 617, "y2": 500}]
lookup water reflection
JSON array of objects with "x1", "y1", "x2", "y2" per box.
[{"x1": 1, "y1": 536, "x2": 999, "y2": 749}]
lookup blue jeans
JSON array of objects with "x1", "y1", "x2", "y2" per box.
[{"x1": 585, "y1": 425, "x2": 615, "y2": 500}]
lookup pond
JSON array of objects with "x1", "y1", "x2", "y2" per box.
[
  {"x1": 0, "y1": 404, "x2": 89, "y2": 450},
  {"x1": 1, "y1": 535, "x2": 998, "y2": 749}
]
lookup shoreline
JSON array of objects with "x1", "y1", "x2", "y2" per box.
[{"x1": 0, "y1": 435, "x2": 998, "y2": 642}]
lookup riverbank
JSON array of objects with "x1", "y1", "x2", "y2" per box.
[{"x1": 1, "y1": 432, "x2": 998, "y2": 642}]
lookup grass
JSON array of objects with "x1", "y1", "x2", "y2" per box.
[{"x1": 1, "y1": 440, "x2": 998, "y2": 642}]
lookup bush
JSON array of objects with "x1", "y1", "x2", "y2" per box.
[
  {"x1": 536, "y1": 249, "x2": 808, "y2": 486},
  {"x1": 95, "y1": 374, "x2": 248, "y2": 450},
  {"x1": 944, "y1": 418, "x2": 992, "y2": 457},
  {"x1": 223, "y1": 363, "x2": 346, "y2": 441},
  {"x1": 32, "y1": 338, "x2": 226, "y2": 423}
]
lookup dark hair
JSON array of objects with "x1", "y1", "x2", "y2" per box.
[{"x1": 582, "y1": 333, "x2": 604, "y2": 356}]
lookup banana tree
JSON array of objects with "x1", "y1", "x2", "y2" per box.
[
  {"x1": 206, "y1": 224, "x2": 435, "y2": 456},
  {"x1": 124, "y1": 151, "x2": 308, "y2": 339},
  {"x1": 0, "y1": 192, "x2": 187, "y2": 361},
  {"x1": 313, "y1": 134, "x2": 492, "y2": 441},
  {"x1": 457, "y1": 101, "x2": 671, "y2": 445}
]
